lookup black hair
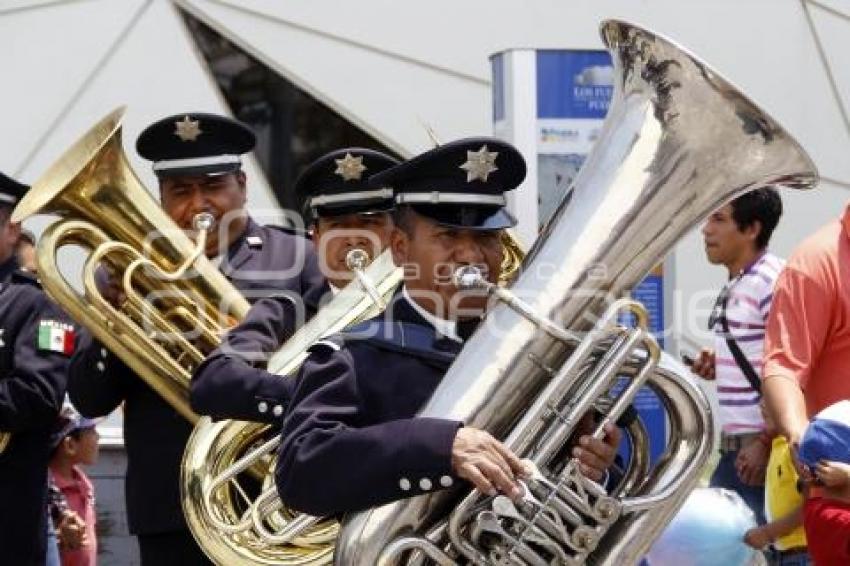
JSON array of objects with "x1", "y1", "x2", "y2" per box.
[
  {"x1": 391, "y1": 205, "x2": 417, "y2": 237},
  {"x1": 729, "y1": 187, "x2": 783, "y2": 250}
]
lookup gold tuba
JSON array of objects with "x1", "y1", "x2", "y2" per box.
[
  {"x1": 180, "y1": 232, "x2": 526, "y2": 565},
  {"x1": 182, "y1": 249, "x2": 401, "y2": 566},
  {"x1": 11, "y1": 107, "x2": 250, "y2": 425},
  {"x1": 334, "y1": 20, "x2": 818, "y2": 565}
]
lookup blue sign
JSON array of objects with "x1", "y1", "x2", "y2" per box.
[
  {"x1": 492, "y1": 49, "x2": 668, "y2": 466},
  {"x1": 536, "y1": 50, "x2": 613, "y2": 119},
  {"x1": 632, "y1": 273, "x2": 665, "y2": 348},
  {"x1": 618, "y1": 271, "x2": 667, "y2": 464},
  {"x1": 534, "y1": 50, "x2": 666, "y2": 465}
]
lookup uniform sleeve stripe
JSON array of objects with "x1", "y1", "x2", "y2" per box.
[{"x1": 313, "y1": 339, "x2": 341, "y2": 352}]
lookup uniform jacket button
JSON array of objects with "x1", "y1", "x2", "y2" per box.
[
  {"x1": 399, "y1": 478, "x2": 411, "y2": 491},
  {"x1": 273, "y1": 405, "x2": 283, "y2": 417},
  {"x1": 440, "y1": 475, "x2": 453, "y2": 488},
  {"x1": 96, "y1": 361, "x2": 105, "y2": 372},
  {"x1": 419, "y1": 478, "x2": 432, "y2": 491},
  {"x1": 258, "y1": 401, "x2": 269, "y2": 413}
]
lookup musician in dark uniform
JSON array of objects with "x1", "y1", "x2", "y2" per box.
[
  {"x1": 66, "y1": 113, "x2": 325, "y2": 565},
  {"x1": 191, "y1": 148, "x2": 400, "y2": 423},
  {"x1": 275, "y1": 138, "x2": 622, "y2": 517},
  {"x1": 0, "y1": 172, "x2": 76, "y2": 565}
]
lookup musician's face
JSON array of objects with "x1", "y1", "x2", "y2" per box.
[
  {"x1": 312, "y1": 212, "x2": 394, "y2": 289},
  {"x1": 159, "y1": 171, "x2": 248, "y2": 256},
  {"x1": 0, "y1": 208, "x2": 21, "y2": 266},
  {"x1": 391, "y1": 210, "x2": 503, "y2": 320}
]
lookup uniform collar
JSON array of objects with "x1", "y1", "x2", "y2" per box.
[
  {"x1": 220, "y1": 216, "x2": 261, "y2": 275},
  {"x1": 0, "y1": 256, "x2": 18, "y2": 284},
  {"x1": 401, "y1": 286, "x2": 461, "y2": 342}
]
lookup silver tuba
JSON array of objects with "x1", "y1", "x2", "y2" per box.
[{"x1": 334, "y1": 19, "x2": 818, "y2": 565}]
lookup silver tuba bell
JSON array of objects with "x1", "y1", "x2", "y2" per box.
[{"x1": 333, "y1": 19, "x2": 818, "y2": 565}]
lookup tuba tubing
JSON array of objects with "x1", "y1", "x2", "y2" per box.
[{"x1": 181, "y1": 250, "x2": 403, "y2": 566}]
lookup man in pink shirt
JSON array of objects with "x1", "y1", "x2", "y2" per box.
[
  {"x1": 764, "y1": 206, "x2": 850, "y2": 435},
  {"x1": 763, "y1": 205, "x2": 850, "y2": 564}
]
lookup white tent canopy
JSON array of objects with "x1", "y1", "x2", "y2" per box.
[{"x1": 0, "y1": 0, "x2": 275, "y2": 216}]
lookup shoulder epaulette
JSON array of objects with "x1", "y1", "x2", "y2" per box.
[
  {"x1": 343, "y1": 320, "x2": 456, "y2": 367},
  {"x1": 264, "y1": 224, "x2": 312, "y2": 240}
]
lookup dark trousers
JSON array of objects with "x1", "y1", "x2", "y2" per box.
[
  {"x1": 138, "y1": 531, "x2": 213, "y2": 566},
  {"x1": 767, "y1": 547, "x2": 811, "y2": 565},
  {"x1": 710, "y1": 448, "x2": 767, "y2": 525}
]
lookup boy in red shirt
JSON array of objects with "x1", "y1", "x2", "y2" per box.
[
  {"x1": 49, "y1": 407, "x2": 100, "y2": 566},
  {"x1": 797, "y1": 400, "x2": 850, "y2": 566}
]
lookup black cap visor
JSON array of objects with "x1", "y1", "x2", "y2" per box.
[{"x1": 410, "y1": 204, "x2": 516, "y2": 230}]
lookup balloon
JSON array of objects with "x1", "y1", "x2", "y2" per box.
[{"x1": 645, "y1": 488, "x2": 761, "y2": 566}]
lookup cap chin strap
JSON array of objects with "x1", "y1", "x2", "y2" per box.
[
  {"x1": 395, "y1": 192, "x2": 506, "y2": 206},
  {"x1": 309, "y1": 187, "x2": 393, "y2": 208},
  {"x1": 152, "y1": 154, "x2": 241, "y2": 173}
]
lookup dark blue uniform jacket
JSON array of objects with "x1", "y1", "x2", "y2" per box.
[
  {"x1": 190, "y1": 292, "x2": 310, "y2": 424},
  {"x1": 67, "y1": 219, "x2": 327, "y2": 535},
  {"x1": 0, "y1": 258, "x2": 74, "y2": 564},
  {"x1": 275, "y1": 290, "x2": 469, "y2": 517}
]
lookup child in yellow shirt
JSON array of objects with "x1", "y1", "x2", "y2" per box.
[{"x1": 744, "y1": 404, "x2": 809, "y2": 565}]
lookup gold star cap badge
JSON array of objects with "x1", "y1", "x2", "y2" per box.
[
  {"x1": 459, "y1": 145, "x2": 499, "y2": 182},
  {"x1": 174, "y1": 115, "x2": 203, "y2": 142},
  {"x1": 334, "y1": 153, "x2": 367, "y2": 181}
]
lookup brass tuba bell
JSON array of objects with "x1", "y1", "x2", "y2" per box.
[
  {"x1": 11, "y1": 107, "x2": 250, "y2": 425},
  {"x1": 182, "y1": 249, "x2": 401, "y2": 566}
]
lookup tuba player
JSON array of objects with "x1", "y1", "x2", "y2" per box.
[
  {"x1": 67, "y1": 113, "x2": 325, "y2": 565},
  {"x1": 275, "y1": 138, "x2": 622, "y2": 516},
  {"x1": 191, "y1": 147, "x2": 399, "y2": 422}
]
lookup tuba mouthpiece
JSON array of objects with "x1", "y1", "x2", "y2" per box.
[
  {"x1": 345, "y1": 249, "x2": 370, "y2": 271},
  {"x1": 193, "y1": 212, "x2": 215, "y2": 232},
  {"x1": 452, "y1": 265, "x2": 484, "y2": 290}
]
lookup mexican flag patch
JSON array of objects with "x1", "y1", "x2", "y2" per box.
[{"x1": 37, "y1": 320, "x2": 75, "y2": 355}]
